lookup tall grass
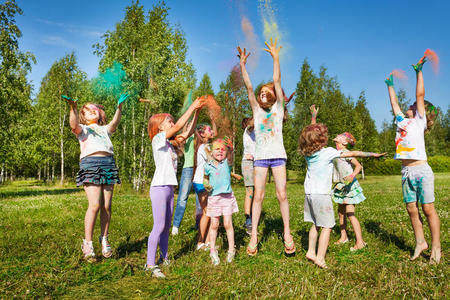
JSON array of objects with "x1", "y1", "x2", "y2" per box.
[{"x1": 0, "y1": 174, "x2": 448, "y2": 298}]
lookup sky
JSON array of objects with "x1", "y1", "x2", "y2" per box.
[{"x1": 15, "y1": 0, "x2": 450, "y2": 129}]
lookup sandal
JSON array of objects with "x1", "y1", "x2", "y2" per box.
[
  {"x1": 99, "y1": 235, "x2": 112, "y2": 258},
  {"x1": 246, "y1": 243, "x2": 258, "y2": 256},
  {"x1": 284, "y1": 239, "x2": 296, "y2": 254},
  {"x1": 334, "y1": 238, "x2": 349, "y2": 245},
  {"x1": 350, "y1": 242, "x2": 367, "y2": 252},
  {"x1": 81, "y1": 239, "x2": 96, "y2": 262},
  {"x1": 314, "y1": 259, "x2": 328, "y2": 269}
]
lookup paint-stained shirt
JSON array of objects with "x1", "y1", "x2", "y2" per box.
[
  {"x1": 204, "y1": 158, "x2": 232, "y2": 196},
  {"x1": 304, "y1": 147, "x2": 342, "y2": 194},
  {"x1": 253, "y1": 99, "x2": 287, "y2": 160},
  {"x1": 151, "y1": 132, "x2": 178, "y2": 186},
  {"x1": 394, "y1": 110, "x2": 427, "y2": 160},
  {"x1": 332, "y1": 149, "x2": 354, "y2": 183},
  {"x1": 193, "y1": 144, "x2": 209, "y2": 184},
  {"x1": 77, "y1": 124, "x2": 114, "y2": 159}
]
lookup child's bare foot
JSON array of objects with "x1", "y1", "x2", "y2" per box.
[
  {"x1": 430, "y1": 247, "x2": 441, "y2": 264},
  {"x1": 410, "y1": 242, "x2": 428, "y2": 260},
  {"x1": 314, "y1": 258, "x2": 328, "y2": 269},
  {"x1": 305, "y1": 251, "x2": 316, "y2": 262},
  {"x1": 350, "y1": 242, "x2": 367, "y2": 252}
]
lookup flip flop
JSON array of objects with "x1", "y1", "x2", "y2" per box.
[
  {"x1": 350, "y1": 242, "x2": 367, "y2": 252},
  {"x1": 246, "y1": 242, "x2": 258, "y2": 256},
  {"x1": 284, "y1": 239, "x2": 296, "y2": 254},
  {"x1": 334, "y1": 238, "x2": 349, "y2": 245},
  {"x1": 314, "y1": 260, "x2": 328, "y2": 269}
]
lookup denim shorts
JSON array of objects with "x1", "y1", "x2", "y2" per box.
[
  {"x1": 76, "y1": 155, "x2": 120, "y2": 186},
  {"x1": 193, "y1": 183, "x2": 206, "y2": 194},
  {"x1": 253, "y1": 158, "x2": 286, "y2": 168}
]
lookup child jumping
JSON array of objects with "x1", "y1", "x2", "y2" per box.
[
  {"x1": 205, "y1": 138, "x2": 241, "y2": 265},
  {"x1": 299, "y1": 105, "x2": 385, "y2": 268},
  {"x1": 64, "y1": 93, "x2": 128, "y2": 262},
  {"x1": 385, "y1": 55, "x2": 441, "y2": 263},
  {"x1": 241, "y1": 117, "x2": 256, "y2": 235},
  {"x1": 238, "y1": 39, "x2": 295, "y2": 256},
  {"x1": 145, "y1": 97, "x2": 204, "y2": 278},
  {"x1": 332, "y1": 132, "x2": 367, "y2": 251}
]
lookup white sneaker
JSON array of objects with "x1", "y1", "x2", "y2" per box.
[
  {"x1": 226, "y1": 250, "x2": 235, "y2": 263},
  {"x1": 98, "y1": 235, "x2": 112, "y2": 258},
  {"x1": 171, "y1": 226, "x2": 179, "y2": 235},
  {"x1": 157, "y1": 257, "x2": 171, "y2": 266},
  {"x1": 145, "y1": 265, "x2": 166, "y2": 278},
  {"x1": 210, "y1": 250, "x2": 220, "y2": 266}
]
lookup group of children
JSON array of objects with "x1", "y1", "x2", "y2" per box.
[{"x1": 63, "y1": 39, "x2": 441, "y2": 277}]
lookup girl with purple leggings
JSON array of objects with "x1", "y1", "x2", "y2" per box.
[{"x1": 145, "y1": 98, "x2": 205, "y2": 278}]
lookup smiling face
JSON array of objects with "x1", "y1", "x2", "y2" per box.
[
  {"x1": 260, "y1": 86, "x2": 275, "y2": 104},
  {"x1": 82, "y1": 104, "x2": 100, "y2": 124},
  {"x1": 212, "y1": 141, "x2": 227, "y2": 162}
]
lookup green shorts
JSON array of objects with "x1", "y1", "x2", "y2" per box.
[{"x1": 401, "y1": 162, "x2": 435, "y2": 204}]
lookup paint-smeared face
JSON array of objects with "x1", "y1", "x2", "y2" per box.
[
  {"x1": 159, "y1": 116, "x2": 175, "y2": 131},
  {"x1": 335, "y1": 141, "x2": 345, "y2": 150},
  {"x1": 202, "y1": 126, "x2": 214, "y2": 139},
  {"x1": 260, "y1": 86, "x2": 275, "y2": 104},
  {"x1": 212, "y1": 142, "x2": 226, "y2": 161},
  {"x1": 83, "y1": 104, "x2": 100, "y2": 124}
]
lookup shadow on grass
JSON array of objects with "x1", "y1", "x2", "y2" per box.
[
  {"x1": 117, "y1": 236, "x2": 147, "y2": 258},
  {"x1": 296, "y1": 227, "x2": 309, "y2": 251},
  {"x1": 0, "y1": 188, "x2": 80, "y2": 199},
  {"x1": 364, "y1": 220, "x2": 413, "y2": 253}
]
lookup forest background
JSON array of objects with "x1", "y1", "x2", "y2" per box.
[{"x1": 1, "y1": 0, "x2": 449, "y2": 190}]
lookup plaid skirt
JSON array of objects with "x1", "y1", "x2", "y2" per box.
[{"x1": 76, "y1": 156, "x2": 120, "y2": 186}]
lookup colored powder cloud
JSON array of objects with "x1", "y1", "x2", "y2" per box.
[
  {"x1": 258, "y1": 0, "x2": 291, "y2": 58},
  {"x1": 240, "y1": 15, "x2": 260, "y2": 70}
]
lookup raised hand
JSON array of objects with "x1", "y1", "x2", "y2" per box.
[
  {"x1": 263, "y1": 38, "x2": 282, "y2": 58},
  {"x1": 192, "y1": 97, "x2": 207, "y2": 110},
  {"x1": 310, "y1": 104, "x2": 319, "y2": 118},
  {"x1": 61, "y1": 95, "x2": 78, "y2": 106},
  {"x1": 412, "y1": 55, "x2": 427, "y2": 73},
  {"x1": 237, "y1": 46, "x2": 250, "y2": 65},
  {"x1": 385, "y1": 74, "x2": 394, "y2": 87},
  {"x1": 117, "y1": 93, "x2": 129, "y2": 108}
]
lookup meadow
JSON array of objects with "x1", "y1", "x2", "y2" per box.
[{"x1": 0, "y1": 174, "x2": 448, "y2": 299}]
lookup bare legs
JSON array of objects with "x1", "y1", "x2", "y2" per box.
[
  {"x1": 197, "y1": 191, "x2": 210, "y2": 247},
  {"x1": 84, "y1": 183, "x2": 114, "y2": 241},
  {"x1": 249, "y1": 165, "x2": 293, "y2": 248},
  {"x1": 407, "y1": 202, "x2": 441, "y2": 263},
  {"x1": 336, "y1": 204, "x2": 365, "y2": 249},
  {"x1": 209, "y1": 215, "x2": 235, "y2": 253},
  {"x1": 306, "y1": 224, "x2": 331, "y2": 268}
]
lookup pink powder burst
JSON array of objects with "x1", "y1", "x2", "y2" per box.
[{"x1": 424, "y1": 49, "x2": 439, "y2": 74}]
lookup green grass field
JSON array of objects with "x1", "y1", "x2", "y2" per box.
[{"x1": 1, "y1": 174, "x2": 448, "y2": 299}]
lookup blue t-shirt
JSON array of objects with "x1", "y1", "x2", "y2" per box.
[{"x1": 204, "y1": 158, "x2": 232, "y2": 196}]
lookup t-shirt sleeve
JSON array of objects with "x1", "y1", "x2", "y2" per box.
[
  {"x1": 204, "y1": 164, "x2": 211, "y2": 176},
  {"x1": 325, "y1": 147, "x2": 342, "y2": 162},
  {"x1": 76, "y1": 124, "x2": 88, "y2": 139},
  {"x1": 152, "y1": 132, "x2": 167, "y2": 150}
]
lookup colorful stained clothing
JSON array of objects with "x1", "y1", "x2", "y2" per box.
[
  {"x1": 304, "y1": 147, "x2": 342, "y2": 195},
  {"x1": 394, "y1": 111, "x2": 427, "y2": 160},
  {"x1": 332, "y1": 152, "x2": 366, "y2": 205},
  {"x1": 242, "y1": 127, "x2": 256, "y2": 158},
  {"x1": 151, "y1": 132, "x2": 178, "y2": 187},
  {"x1": 193, "y1": 144, "x2": 209, "y2": 184},
  {"x1": 401, "y1": 163, "x2": 435, "y2": 204},
  {"x1": 77, "y1": 124, "x2": 114, "y2": 159},
  {"x1": 253, "y1": 99, "x2": 287, "y2": 160},
  {"x1": 241, "y1": 159, "x2": 254, "y2": 187},
  {"x1": 304, "y1": 194, "x2": 335, "y2": 228}
]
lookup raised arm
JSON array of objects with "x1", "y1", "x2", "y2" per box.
[
  {"x1": 413, "y1": 56, "x2": 426, "y2": 117},
  {"x1": 108, "y1": 94, "x2": 129, "y2": 134},
  {"x1": 178, "y1": 109, "x2": 200, "y2": 140},
  {"x1": 62, "y1": 95, "x2": 82, "y2": 135},
  {"x1": 237, "y1": 46, "x2": 258, "y2": 110},
  {"x1": 264, "y1": 38, "x2": 283, "y2": 104},
  {"x1": 310, "y1": 104, "x2": 319, "y2": 124},
  {"x1": 341, "y1": 151, "x2": 387, "y2": 158},
  {"x1": 165, "y1": 97, "x2": 205, "y2": 139},
  {"x1": 385, "y1": 74, "x2": 402, "y2": 116}
]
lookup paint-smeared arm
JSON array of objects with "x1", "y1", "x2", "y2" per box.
[
  {"x1": 264, "y1": 38, "x2": 283, "y2": 104},
  {"x1": 63, "y1": 96, "x2": 82, "y2": 135},
  {"x1": 385, "y1": 74, "x2": 402, "y2": 116},
  {"x1": 413, "y1": 56, "x2": 426, "y2": 117},
  {"x1": 237, "y1": 46, "x2": 258, "y2": 110},
  {"x1": 344, "y1": 158, "x2": 362, "y2": 182},
  {"x1": 341, "y1": 151, "x2": 387, "y2": 158}
]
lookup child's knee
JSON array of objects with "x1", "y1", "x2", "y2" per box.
[
  {"x1": 210, "y1": 218, "x2": 220, "y2": 230},
  {"x1": 88, "y1": 203, "x2": 100, "y2": 213},
  {"x1": 406, "y1": 202, "x2": 419, "y2": 214},
  {"x1": 223, "y1": 219, "x2": 233, "y2": 230},
  {"x1": 422, "y1": 203, "x2": 437, "y2": 217}
]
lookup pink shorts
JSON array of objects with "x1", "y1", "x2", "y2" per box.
[{"x1": 206, "y1": 192, "x2": 239, "y2": 217}]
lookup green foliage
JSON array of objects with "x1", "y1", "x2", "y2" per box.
[
  {"x1": 364, "y1": 156, "x2": 450, "y2": 175},
  {"x1": 0, "y1": 176, "x2": 448, "y2": 298}
]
